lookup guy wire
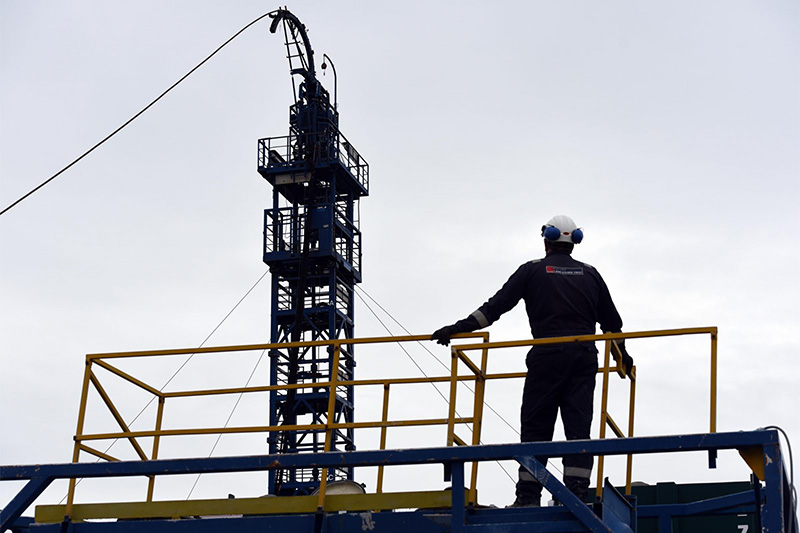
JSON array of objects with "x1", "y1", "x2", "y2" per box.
[
  {"x1": 354, "y1": 286, "x2": 521, "y2": 485},
  {"x1": 59, "y1": 268, "x2": 270, "y2": 504}
]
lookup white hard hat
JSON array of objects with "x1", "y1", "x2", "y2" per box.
[{"x1": 541, "y1": 215, "x2": 584, "y2": 244}]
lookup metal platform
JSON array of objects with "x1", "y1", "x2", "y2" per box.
[{"x1": 2, "y1": 430, "x2": 796, "y2": 532}]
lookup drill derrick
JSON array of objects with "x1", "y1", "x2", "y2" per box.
[{"x1": 259, "y1": 8, "x2": 369, "y2": 496}]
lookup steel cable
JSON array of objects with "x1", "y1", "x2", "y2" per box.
[
  {"x1": 1, "y1": 11, "x2": 278, "y2": 217},
  {"x1": 58, "y1": 268, "x2": 270, "y2": 504},
  {"x1": 353, "y1": 286, "x2": 520, "y2": 485},
  {"x1": 185, "y1": 349, "x2": 268, "y2": 499}
]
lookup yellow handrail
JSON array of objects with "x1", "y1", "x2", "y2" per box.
[
  {"x1": 68, "y1": 327, "x2": 717, "y2": 511},
  {"x1": 451, "y1": 326, "x2": 718, "y2": 499},
  {"x1": 69, "y1": 333, "x2": 490, "y2": 510}
]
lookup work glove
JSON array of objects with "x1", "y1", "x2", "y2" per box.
[
  {"x1": 617, "y1": 340, "x2": 634, "y2": 377},
  {"x1": 431, "y1": 325, "x2": 460, "y2": 346},
  {"x1": 431, "y1": 315, "x2": 481, "y2": 346}
]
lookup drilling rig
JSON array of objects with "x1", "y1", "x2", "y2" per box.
[
  {"x1": 1, "y1": 9, "x2": 796, "y2": 533},
  {"x1": 258, "y1": 8, "x2": 369, "y2": 496}
]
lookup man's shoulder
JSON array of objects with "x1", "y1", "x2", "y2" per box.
[
  {"x1": 549, "y1": 254, "x2": 604, "y2": 277},
  {"x1": 510, "y1": 259, "x2": 543, "y2": 278},
  {"x1": 569, "y1": 257, "x2": 604, "y2": 278},
  {"x1": 519, "y1": 258, "x2": 543, "y2": 271}
]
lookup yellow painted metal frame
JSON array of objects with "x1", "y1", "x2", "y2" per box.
[
  {"x1": 66, "y1": 327, "x2": 717, "y2": 514},
  {"x1": 451, "y1": 327, "x2": 718, "y2": 499},
  {"x1": 68, "y1": 333, "x2": 489, "y2": 514},
  {"x1": 37, "y1": 489, "x2": 467, "y2": 523}
]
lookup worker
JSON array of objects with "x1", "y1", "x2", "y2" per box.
[{"x1": 431, "y1": 215, "x2": 633, "y2": 507}]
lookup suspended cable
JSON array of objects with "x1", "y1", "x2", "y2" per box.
[
  {"x1": 186, "y1": 349, "x2": 268, "y2": 499},
  {"x1": 354, "y1": 290, "x2": 453, "y2": 410},
  {"x1": 110, "y1": 268, "x2": 270, "y2": 434},
  {"x1": 354, "y1": 287, "x2": 519, "y2": 486},
  {"x1": 0, "y1": 10, "x2": 277, "y2": 217},
  {"x1": 58, "y1": 268, "x2": 270, "y2": 504},
  {"x1": 354, "y1": 286, "x2": 572, "y2": 482},
  {"x1": 355, "y1": 285, "x2": 521, "y2": 437}
]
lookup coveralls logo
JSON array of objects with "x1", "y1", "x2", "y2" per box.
[{"x1": 546, "y1": 266, "x2": 584, "y2": 276}]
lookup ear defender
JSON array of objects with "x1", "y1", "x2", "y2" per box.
[
  {"x1": 542, "y1": 225, "x2": 584, "y2": 243},
  {"x1": 543, "y1": 225, "x2": 562, "y2": 241}
]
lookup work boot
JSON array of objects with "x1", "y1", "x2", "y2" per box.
[
  {"x1": 551, "y1": 489, "x2": 590, "y2": 507},
  {"x1": 564, "y1": 476, "x2": 590, "y2": 503},
  {"x1": 506, "y1": 497, "x2": 541, "y2": 508},
  {"x1": 515, "y1": 476, "x2": 543, "y2": 505}
]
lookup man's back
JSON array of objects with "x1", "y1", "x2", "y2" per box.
[{"x1": 471, "y1": 250, "x2": 622, "y2": 339}]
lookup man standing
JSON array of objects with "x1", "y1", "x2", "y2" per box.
[{"x1": 431, "y1": 215, "x2": 632, "y2": 506}]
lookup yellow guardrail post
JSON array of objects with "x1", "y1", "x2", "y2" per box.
[
  {"x1": 146, "y1": 396, "x2": 166, "y2": 502},
  {"x1": 595, "y1": 339, "x2": 613, "y2": 499},
  {"x1": 376, "y1": 383, "x2": 390, "y2": 494},
  {"x1": 67, "y1": 357, "x2": 94, "y2": 518},
  {"x1": 467, "y1": 338, "x2": 489, "y2": 506},
  {"x1": 317, "y1": 344, "x2": 342, "y2": 511},
  {"x1": 447, "y1": 347, "x2": 459, "y2": 446},
  {"x1": 710, "y1": 328, "x2": 717, "y2": 433},
  {"x1": 625, "y1": 366, "x2": 637, "y2": 495}
]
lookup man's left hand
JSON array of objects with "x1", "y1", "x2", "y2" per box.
[{"x1": 618, "y1": 342, "x2": 634, "y2": 377}]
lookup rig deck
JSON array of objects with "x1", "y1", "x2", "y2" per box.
[{"x1": 2, "y1": 429, "x2": 796, "y2": 532}]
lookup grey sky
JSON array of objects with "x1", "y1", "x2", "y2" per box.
[{"x1": 1, "y1": 0, "x2": 798, "y2": 510}]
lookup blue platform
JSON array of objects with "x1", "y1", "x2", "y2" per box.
[{"x1": 2, "y1": 430, "x2": 796, "y2": 532}]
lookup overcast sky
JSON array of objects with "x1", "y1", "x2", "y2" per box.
[{"x1": 2, "y1": 0, "x2": 798, "y2": 512}]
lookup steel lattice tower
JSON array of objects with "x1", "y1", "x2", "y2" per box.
[{"x1": 258, "y1": 9, "x2": 369, "y2": 496}]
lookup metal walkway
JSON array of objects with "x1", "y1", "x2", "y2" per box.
[{"x1": 2, "y1": 430, "x2": 796, "y2": 532}]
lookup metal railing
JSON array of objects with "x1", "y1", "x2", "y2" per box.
[
  {"x1": 257, "y1": 130, "x2": 369, "y2": 192},
  {"x1": 66, "y1": 333, "x2": 489, "y2": 515},
  {"x1": 66, "y1": 327, "x2": 717, "y2": 515},
  {"x1": 264, "y1": 204, "x2": 362, "y2": 273},
  {"x1": 450, "y1": 327, "x2": 718, "y2": 501}
]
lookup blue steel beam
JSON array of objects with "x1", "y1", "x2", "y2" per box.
[
  {"x1": 636, "y1": 489, "x2": 757, "y2": 518},
  {"x1": 0, "y1": 430, "x2": 780, "y2": 482},
  {"x1": 0, "y1": 476, "x2": 52, "y2": 532},
  {"x1": 2, "y1": 430, "x2": 791, "y2": 533},
  {"x1": 451, "y1": 462, "x2": 466, "y2": 530},
  {"x1": 761, "y1": 441, "x2": 785, "y2": 533},
  {"x1": 599, "y1": 480, "x2": 635, "y2": 533}
]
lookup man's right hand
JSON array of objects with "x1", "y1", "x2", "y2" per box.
[{"x1": 431, "y1": 325, "x2": 459, "y2": 346}]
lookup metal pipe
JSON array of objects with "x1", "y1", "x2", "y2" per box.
[
  {"x1": 447, "y1": 348, "x2": 460, "y2": 446},
  {"x1": 67, "y1": 359, "x2": 94, "y2": 516},
  {"x1": 595, "y1": 340, "x2": 613, "y2": 499},
  {"x1": 710, "y1": 329, "x2": 718, "y2": 433},
  {"x1": 317, "y1": 346, "x2": 342, "y2": 510},
  {"x1": 625, "y1": 368, "x2": 637, "y2": 495},
  {"x1": 376, "y1": 383, "x2": 390, "y2": 494}
]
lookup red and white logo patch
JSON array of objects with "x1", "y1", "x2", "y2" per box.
[{"x1": 546, "y1": 266, "x2": 584, "y2": 275}]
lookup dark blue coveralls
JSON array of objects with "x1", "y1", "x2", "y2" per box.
[{"x1": 451, "y1": 249, "x2": 623, "y2": 503}]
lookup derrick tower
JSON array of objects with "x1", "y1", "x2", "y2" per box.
[{"x1": 258, "y1": 9, "x2": 369, "y2": 496}]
